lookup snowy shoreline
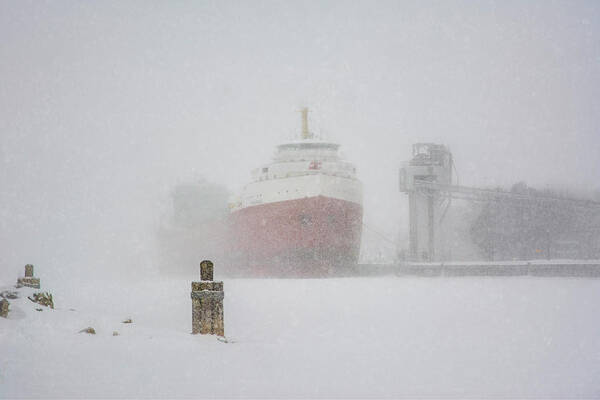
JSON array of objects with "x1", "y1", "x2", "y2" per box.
[{"x1": 2, "y1": 276, "x2": 599, "y2": 398}]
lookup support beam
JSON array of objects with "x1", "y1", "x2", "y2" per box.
[
  {"x1": 414, "y1": 180, "x2": 600, "y2": 209},
  {"x1": 408, "y1": 193, "x2": 418, "y2": 260},
  {"x1": 428, "y1": 194, "x2": 434, "y2": 261}
]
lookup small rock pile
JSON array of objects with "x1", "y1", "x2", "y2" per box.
[
  {"x1": 28, "y1": 292, "x2": 54, "y2": 309},
  {"x1": 2, "y1": 265, "x2": 53, "y2": 319},
  {"x1": 1, "y1": 291, "x2": 19, "y2": 300}
]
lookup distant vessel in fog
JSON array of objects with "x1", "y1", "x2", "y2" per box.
[
  {"x1": 157, "y1": 178, "x2": 229, "y2": 275},
  {"x1": 228, "y1": 108, "x2": 363, "y2": 277}
]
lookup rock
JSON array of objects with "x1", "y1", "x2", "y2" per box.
[
  {"x1": 28, "y1": 292, "x2": 54, "y2": 309},
  {"x1": 35, "y1": 308, "x2": 43, "y2": 312},
  {"x1": 122, "y1": 318, "x2": 133, "y2": 324},
  {"x1": 0, "y1": 290, "x2": 19, "y2": 300},
  {"x1": 0, "y1": 299, "x2": 9, "y2": 318},
  {"x1": 112, "y1": 331, "x2": 119, "y2": 336},
  {"x1": 79, "y1": 327, "x2": 96, "y2": 334}
]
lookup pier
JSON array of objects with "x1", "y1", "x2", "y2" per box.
[{"x1": 358, "y1": 260, "x2": 600, "y2": 278}]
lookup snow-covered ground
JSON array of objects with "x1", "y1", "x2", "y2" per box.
[{"x1": 2, "y1": 275, "x2": 600, "y2": 398}]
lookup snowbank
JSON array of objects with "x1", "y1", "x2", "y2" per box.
[{"x1": 1, "y1": 276, "x2": 599, "y2": 398}]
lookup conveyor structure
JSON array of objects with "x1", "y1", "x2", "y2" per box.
[{"x1": 400, "y1": 143, "x2": 600, "y2": 262}]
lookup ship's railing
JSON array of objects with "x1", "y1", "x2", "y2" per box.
[{"x1": 254, "y1": 169, "x2": 357, "y2": 182}]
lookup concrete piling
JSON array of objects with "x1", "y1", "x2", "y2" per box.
[
  {"x1": 200, "y1": 260, "x2": 214, "y2": 281},
  {"x1": 17, "y1": 264, "x2": 40, "y2": 289},
  {"x1": 191, "y1": 260, "x2": 224, "y2": 336}
]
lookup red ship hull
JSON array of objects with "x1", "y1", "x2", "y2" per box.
[{"x1": 227, "y1": 195, "x2": 363, "y2": 277}]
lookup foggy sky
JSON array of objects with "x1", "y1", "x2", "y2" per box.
[{"x1": 1, "y1": 1, "x2": 599, "y2": 279}]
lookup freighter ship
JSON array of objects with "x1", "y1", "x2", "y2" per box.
[
  {"x1": 228, "y1": 109, "x2": 363, "y2": 277},
  {"x1": 157, "y1": 178, "x2": 229, "y2": 275}
]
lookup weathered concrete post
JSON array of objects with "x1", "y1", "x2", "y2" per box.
[
  {"x1": 200, "y1": 260, "x2": 214, "y2": 281},
  {"x1": 17, "y1": 264, "x2": 40, "y2": 289},
  {"x1": 0, "y1": 299, "x2": 9, "y2": 318},
  {"x1": 191, "y1": 260, "x2": 224, "y2": 336}
]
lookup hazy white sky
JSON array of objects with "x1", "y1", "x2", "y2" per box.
[{"x1": 1, "y1": 1, "x2": 599, "y2": 277}]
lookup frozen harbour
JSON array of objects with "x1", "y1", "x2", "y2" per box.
[{"x1": 2, "y1": 275, "x2": 600, "y2": 398}]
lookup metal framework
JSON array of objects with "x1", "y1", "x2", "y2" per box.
[
  {"x1": 413, "y1": 180, "x2": 600, "y2": 209},
  {"x1": 400, "y1": 143, "x2": 600, "y2": 262}
]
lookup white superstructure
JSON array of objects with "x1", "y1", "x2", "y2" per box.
[
  {"x1": 231, "y1": 140, "x2": 363, "y2": 211},
  {"x1": 231, "y1": 109, "x2": 362, "y2": 212}
]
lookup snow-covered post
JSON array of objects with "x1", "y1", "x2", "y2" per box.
[
  {"x1": 17, "y1": 264, "x2": 40, "y2": 289},
  {"x1": 191, "y1": 260, "x2": 224, "y2": 336}
]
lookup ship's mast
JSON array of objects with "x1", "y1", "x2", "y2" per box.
[{"x1": 301, "y1": 107, "x2": 312, "y2": 140}]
